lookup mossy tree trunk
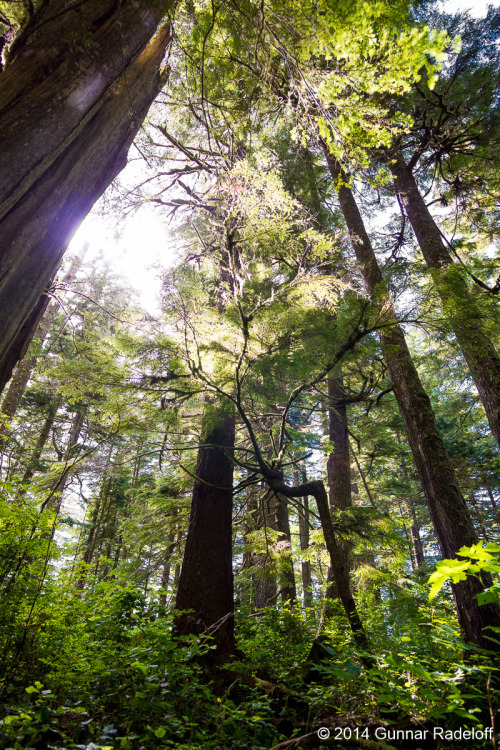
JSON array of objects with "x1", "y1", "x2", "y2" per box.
[
  {"x1": 389, "y1": 151, "x2": 500, "y2": 450},
  {"x1": 323, "y1": 145, "x2": 500, "y2": 649}
]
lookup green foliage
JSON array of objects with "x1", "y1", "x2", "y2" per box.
[
  {"x1": 2, "y1": 2, "x2": 500, "y2": 747},
  {"x1": 429, "y1": 542, "x2": 500, "y2": 602},
  {"x1": 0, "y1": 576, "x2": 284, "y2": 750},
  {"x1": 236, "y1": 605, "x2": 315, "y2": 682}
]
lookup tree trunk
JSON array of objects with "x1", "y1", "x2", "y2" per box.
[
  {"x1": 469, "y1": 492, "x2": 490, "y2": 543},
  {"x1": 275, "y1": 492, "x2": 297, "y2": 604},
  {"x1": 400, "y1": 451, "x2": 425, "y2": 569},
  {"x1": 306, "y1": 482, "x2": 368, "y2": 648},
  {"x1": 0, "y1": 2, "x2": 173, "y2": 390},
  {"x1": 325, "y1": 375, "x2": 354, "y2": 603},
  {"x1": 0, "y1": 294, "x2": 50, "y2": 398},
  {"x1": 0, "y1": 250, "x2": 85, "y2": 436},
  {"x1": 327, "y1": 376, "x2": 352, "y2": 513},
  {"x1": 76, "y1": 442, "x2": 116, "y2": 590},
  {"x1": 22, "y1": 401, "x2": 58, "y2": 483},
  {"x1": 174, "y1": 400, "x2": 236, "y2": 661},
  {"x1": 265, "y1": 473, "x2": 369, "y2": 648},
  {"x1": 240, "y1": 483, "x2": 260, "y2": 608},
  {"x1": 323, "y1": 145, "x2": 500, "y2": 649},
  {"x1": 159, "y1": 519, "x2": 178, "y2": 613},
  {"x1": 296, "y1": 477, "x2": 313, "y2": 608},
  {"x1": 409, "y1": 504, "x2": 426, "y2": 570},
  {"x1": 389, "y1": 151, "x2": 500, "y2": 450},
  {"x1": 45, "y1": 408, "x2": 85, "y2": 542},
  {"x1": 254, "y1": 489, "x2": 278, "y2": 609},
  {"x1": 485, "y1": 484, "x2": 500, "y2": 532}
]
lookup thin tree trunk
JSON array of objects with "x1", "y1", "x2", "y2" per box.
[
  {"x1": 254, "y1": 489, "x2": 278, "y2": 609},
  {"x1": 400, "y1": 451, "x2": 425, "y2": 569},
  {"x1": 275, "y1": 492, "x2": 297, "y2": 604},
  {"x1": 485, "y1": 484, "x2": 500, "y2": 532},
  {"x1": 327, "y1": 376, "x2": 352, "y2": 513},
  {"x1": 270, "y1": 476, "x2": 368, "y2": 649},
  {"x1": 0, "y1": 4, "x2": 173, "y2": 390},
  {"x1": 389, "y1": 150, "x2": 500, "y2": 450},
  {"x1": 45, "y1": 409, "x2": 85, "y2": 543},
  {"x1": 409, "y1": 503, "x2": 426, "y2": 570},
  {"x1": 323, "y1": 145, "x2": 500, "y2": 649},
  {"x1": 174, "y1": 400, "x2": 236, "y2": 661},
  {"x1": 469, "y1": 492, "x2": 490, "y2": 543},
  {"x1": 76, "y1": 443, "x2": 115, "y2": 590},
  {"x1": 173, "y1": 563, "x2": 181, "y2": 588},
  {"x1": 296, "y1": 471, "x2": 313, "y2": 608},
  {"x1": 240, "y1": 483, "x2": 258, "y2": 607},
  {"x1": 22, "y1": 402, "x2": 58, "y2": 483},
  {"x1": 159, "y1": 519, "x2": 177, "y2": 612}
]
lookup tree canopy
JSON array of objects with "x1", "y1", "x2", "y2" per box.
[{"x1": 0, "y1": 1, "x2": 500, "y2": 748}]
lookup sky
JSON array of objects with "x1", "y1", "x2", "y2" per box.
[
  {"x1": 69, "y1": 201, "x2": 173, "y2": 315},
  {"x1": 441, "y1": 0, "x2": 499, "y2": 15},
  {"x1": 68, "y1": 0, "x2": 500, "y2": 315},
  {"x1": 442, "y1": 0, "x2": 498, "y2": 14}
]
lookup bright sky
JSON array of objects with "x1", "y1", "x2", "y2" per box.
[
  {"x1": 69, "y1": 203, "x2": 173, "y2": 315},
  {"x1": 441, "y1": 0, "x2": 499, "y2": 15},
  {"x1": 68, "y1": 0, "x2": 500, "y2": 316}
]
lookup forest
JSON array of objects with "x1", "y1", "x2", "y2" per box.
[{"x1": 0, "y1": 0, "x2": 500, "y2": 748}]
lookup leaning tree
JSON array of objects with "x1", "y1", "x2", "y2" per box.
[{"x1": 0, "y1": 0, "x2": 175, "y2": 391}]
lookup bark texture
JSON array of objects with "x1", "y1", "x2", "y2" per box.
[
  {"x1": 389, "y1": 151, "x2": 500, "y2": 450},
  {"x1": 327, "y1": 376, "x2": 352, "y2": 514},
  {"x1": 325, "y1": 375, "x2": 353, "y2": 603},
  {"x1": 174, "y1": 403, "x2": 236, "y2": 661},
  {"x1": 275, "y1": 493, "x2": 297, "y2": 604},
  {"x1": 324, "y1": 145, "x2": 500, "y2": 649},
  {"x1": 0, "y1": 2, "x2": 173, "y2": 390}
]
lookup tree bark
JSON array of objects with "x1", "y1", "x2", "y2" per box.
[
  {"x1": 389, "y1": 150, "x2": 500, "y2": 450},
  {"x1": 323, "y1": 145, "x2": 500, "y2": 649},
  {"x1": 174, "y1": 401, "x2": 236, "y2": 661},
  {"x1": 296, "y1": 475, "x2": 313, "y2": 608},
  {"x1": 0, "y1": 3, "x2": 173, "y2": 390},
  {"x1": 325, "y1": 375, "x2": 354, "y2": 603},
  {"x1": 22, "y1": 401, "x2": 59, "y2": 483},
  {"x1": 275, "y1": 492, "x2": 297, "y2": 604}
]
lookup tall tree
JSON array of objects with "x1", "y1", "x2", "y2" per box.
[
  {"x1": 389, "y1": 149, "x2": 500, "y2": 449},
  {"x1": 323, "y1": 149, "x2": 500, "y2": 648},
  {"x1": 174, "y1": 401, "x2": 236, "y2": 661},
  {"x1": 0, "y1": 0, "x2": 173, "y2": 390}
]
